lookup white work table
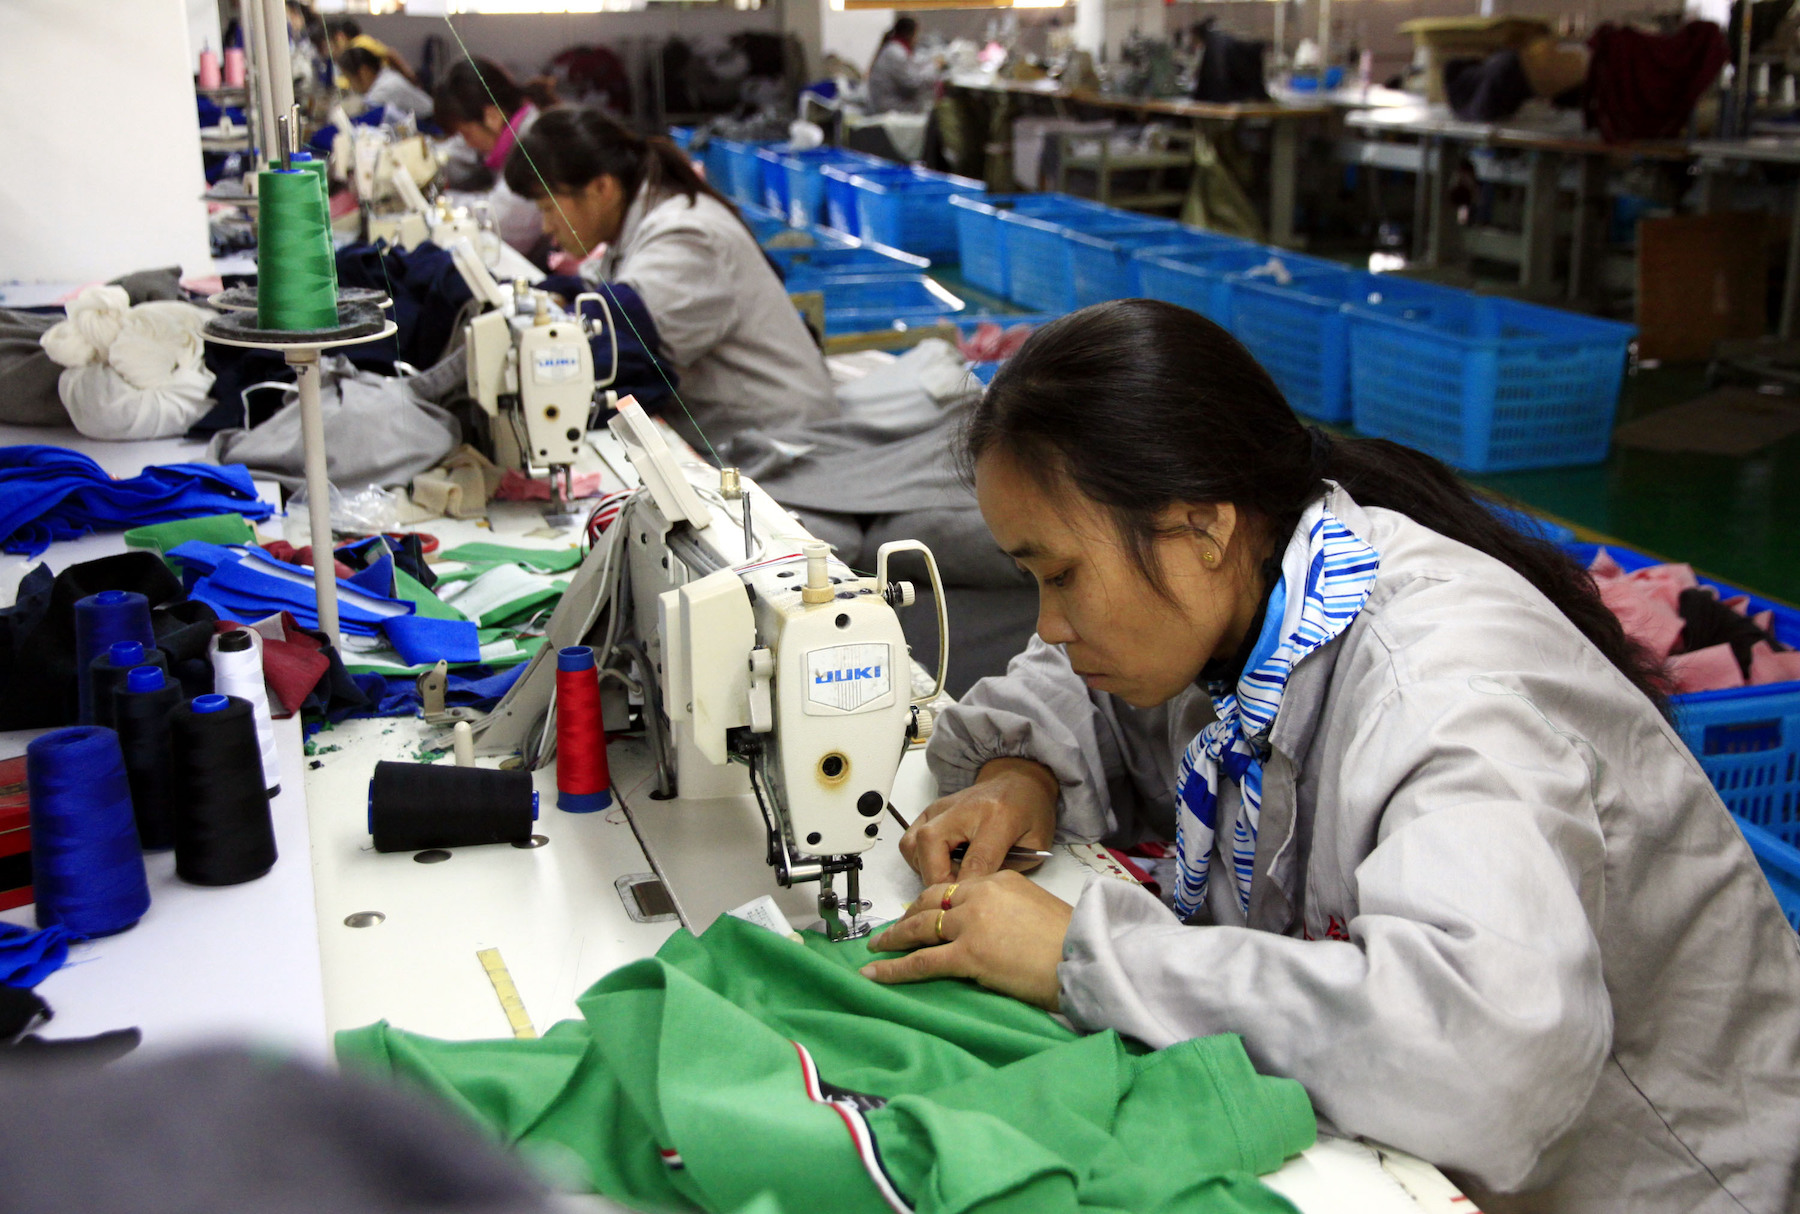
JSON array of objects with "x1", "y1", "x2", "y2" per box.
[{"x1": 0, "y1": 421, "x2": 1468, "y2": 1213}]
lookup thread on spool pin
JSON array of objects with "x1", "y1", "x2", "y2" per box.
[
  {"x1": 224, "y1": 47, "x2": 245, "y2": 87},
  {"x1": 210, "y1": 629, "x2": 281, "y2": 797},
  {"x1": 367, "y1": 761, "x2": 538, "y2": 853},
  {"x1": 115, "y1": 665, "x2": 182, "y2": 851},
  {"x1": 287, "y1": 153, "x2": 336, "y2": 268},
  {"x1": 89, "y1": 640, "x2": 169, "y2": 733},
  {"x1": 74, "y1": 590, "x2": 155, "y2": 725},
  {"x1": 169, "y1": 694, "x2": 277, "y2": 886},
  {"x1": 256, "y1": 167, "x2": 340, "y2": 330},
  {"x1": 554, "y1": 646, "x2": 612, "y2": 813},
  {"x1": 26, "y1": 728, "x2": 151, "y2": 936}
]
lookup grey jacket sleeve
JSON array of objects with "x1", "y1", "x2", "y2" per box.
[
  {"x1": 1058, "y1": 677, "x2": 1614, "y2": 1194},
  {"x1": 925, "y1": 636, "x2": 1126, "y2": 842}
]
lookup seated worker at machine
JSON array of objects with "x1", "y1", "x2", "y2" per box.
[
  {"x1": 867, "y1": 17, "x2": 941, "y2": 114},
  {"x1": 432, "y1": 59, "x2": 556, "y2": 257},
  {"x1": 865, "y1": 300, "x2": 1800, "y2": 1212},
  {"x1": 503, "y1": 106, "x2": 837, "y2": 450},
  {"x1": 326, "y1": 17, "x2": 420, "y2": 85},
  {"x1": 337, "y1": 46, "x2": 434, "y2": 123}
]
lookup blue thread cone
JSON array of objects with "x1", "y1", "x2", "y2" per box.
[
  {"x1": 26, "y1": 727, "x2": 151, "y2": 936},
  {"x1": 74, "y1": 591, "x2": 154, "y2": 725}
]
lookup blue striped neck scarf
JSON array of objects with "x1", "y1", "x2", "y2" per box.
[{"x1": 1171, "y1": 499, "x2": 1381, "y2": 920}]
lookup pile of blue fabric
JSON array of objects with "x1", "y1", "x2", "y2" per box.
[{"x1": 0, "y1": 446, "x2": 275, "y2": 558}]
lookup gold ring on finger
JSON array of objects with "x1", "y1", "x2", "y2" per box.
[
  {"x1": 941, "y1": 883, "x2": 958, "y2": 911},
  {"x1": 935, "y1": 908, "x2": 947, "y2": 941}
]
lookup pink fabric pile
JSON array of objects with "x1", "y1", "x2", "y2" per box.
[{"x1": 1588, "y1": 549, "x2": 1800, "y2": 694}]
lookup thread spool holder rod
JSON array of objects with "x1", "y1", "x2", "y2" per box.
[{"x1": 200, "y1": 310, "x2": 397, "y2": 652}]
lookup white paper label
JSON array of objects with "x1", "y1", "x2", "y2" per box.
[
  {"x1": 805, "y1": 643, "x2": 892, "y2": 712},
  {"x1": 531, "y1": 344, "x2": 584, "y2": 384}
]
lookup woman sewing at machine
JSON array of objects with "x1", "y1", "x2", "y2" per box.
[
  {"x1": 501, "y1": 105, "x2": 836, "y2": 449},
  {"x1": 864, "y1": 299, "x2": 1800, "y2": 1213},
  {"x1": 337, "y1": 46, "x2": 434, "y2": 123},
  {"x1": 431, "y1": 59, "x2": 557, "y2": 258}
]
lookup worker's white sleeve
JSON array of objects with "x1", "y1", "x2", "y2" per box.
[
  {"x1": 925, "y1": 636, "x2": 1121, "y2": 842},
  {"x1": 1058, "y1": 678, "x2": 1613, "y2": 1194},
  {"x1": 613, "y1": 224, "x2": 737, "y2": 369}
]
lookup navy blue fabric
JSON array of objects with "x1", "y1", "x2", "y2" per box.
[
  {"x1": 535, "y1": 278, "x2": 678, "y2": 415},
  {"x1": 334, "y1": 241, "x2": 475, "y2": 370},
  {"x1": 0, "y1": 447, "x2": 274, "y2": 558}
]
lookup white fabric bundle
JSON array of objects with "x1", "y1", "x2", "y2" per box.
[{"x1": 40, "y1": 286, "x2": 216, "y2": 440}]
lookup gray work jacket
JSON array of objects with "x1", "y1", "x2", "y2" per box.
[
  {"x1": 927, "y1": 485, "x2": 1800, "y2": 1213},
  {"x1": 595, "y1": 186, "x2": 836, "y2": 449}
]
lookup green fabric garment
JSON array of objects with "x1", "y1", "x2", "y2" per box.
[
  {"x1": 438, "y1": 542, "x2": 585, "y2": 574},
  {"x1": 124, "y1": 512, "x2": 257, "y2": 554},
  {"x1": 394, "y1": 568, "x2": 467, "y2": 621},
  {"x1": 338, "y1": 916, "x2": 1314, "y2": 1214}
]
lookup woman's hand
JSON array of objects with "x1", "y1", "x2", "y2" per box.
[
  {"x1": 862, "y1": 872, "x2": 1073, "y2": 1010},
  {"x1": 899, "y1": 758, "x2": 1059, "y2": 885}
]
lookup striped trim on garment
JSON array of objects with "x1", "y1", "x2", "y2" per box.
[
  {"x1": 793, "y1": 1041, "x2": 913, "y2": 1214},
  {"x1": 1172, "y1": 504, "x2": 1380, "y2": 920}
]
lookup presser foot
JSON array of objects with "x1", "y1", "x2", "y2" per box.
[{"x1": 817, "y1": 864, "x2": 873, "y2": 942}]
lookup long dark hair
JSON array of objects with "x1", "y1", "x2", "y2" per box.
[
  {"x1": 969, "y1": 299, "x2": 1669, "y2": 711},
  {"x1": 433, "y1": 58, "x2": 557, "y2": 129},
  {"x1": 502, "y1": 104, "x2": 739, "y2": 221}
]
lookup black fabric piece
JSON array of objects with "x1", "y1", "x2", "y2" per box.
[
  {"x1": 1678, "y1": 588, "x2": 1785, "y2": 678},
  {"x1": 153, "y1": 599, "x2": 221, "y2": 700},
  {"x1": 0, "y1": 985, "x2": 49, "y2": 1043},
  {"x1": 300, "y1": 636, "x2": 373, "y2": 719},
  {"x1": 0, "y1": 1047, "x2": 551, "y2": 1214},
  {"x1": 390, "y1": 533, "x2": 436, "y2": 590},
  {"x1": 0, "y1": 309, "x2": 69, "y2": 427},
  {"x1": 1192, "y1": 24, "x2": 1270, "y2": 103},
  {"x1": 0, "y1": 554, "x2": 185, "y2": 730},
  {"x1": 192, "y1": 346, "x2": 300, "y2": 436},
  {"x1": 1445, "y1": 50, "x2": 1533, "y2": 122},
  {"x1": 107, "y1": 267, "x2": 183, "y2": 305},
  {"x1": 333, "y1": 241, "x2": 475, "y2": 371}
]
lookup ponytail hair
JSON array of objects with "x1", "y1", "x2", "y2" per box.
[
  {"x1": 433, "y1": 58, "x2": 557, "y2": 129},
  {"x1": 503, "y1": 104, "x2": 743, "y2": 225},
  {"x1": 967, "y1": 299, "x2": 1669, "y2": 713}
]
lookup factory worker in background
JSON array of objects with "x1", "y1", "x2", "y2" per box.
[
  {"x1": 867, "y1": 17, "x2": 942, "y2": 115},
  {"x1": 865, "y1": 299, "x2": 1800, "y2": 1213},
  {"x1": 503, "y1": 106, "x2": 837, "y2": 450},
  {"x1": 337, "y1": 47, "x2": 434, "y2": 123},
  {"x1": 432, "y1": 59, "x2": 557, "y2": 258},
  {"x1": 326, "y1": 17, "x2": 421, "y2": 88}
]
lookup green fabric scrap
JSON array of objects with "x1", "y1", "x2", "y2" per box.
[
  {"x1": 394, "y1": 569, "x2": 467, "y2": 621},
  {"x1": 338, "y1": 915, "x2": 1315, "y2": 1214},
  {"x1": 439, "y1": 542, "x2": 585, "y2": 573},
  {"x1": 124, "y1": 513, "x2": 256, "y2": 554}
]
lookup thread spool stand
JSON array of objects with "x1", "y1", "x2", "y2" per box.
[{"x1": 201, "y1": 306, "x2": 394, "y2": 648}]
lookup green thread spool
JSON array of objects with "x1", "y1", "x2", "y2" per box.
[
  {"x1": 256, "y1": 168, "x2": 339, "y2": 330},
  {"x1": 288, "y1": 153, "x2": 339, "y2": 282}
]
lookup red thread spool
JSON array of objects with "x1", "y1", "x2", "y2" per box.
[{"x1": 555, "y1": 646, "x2": 612, "y2": 812}]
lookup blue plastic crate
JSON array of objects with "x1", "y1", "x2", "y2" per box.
[
  {"x1": 948, "y1": 193, "x2": 1115, "y2": 297},
  {"x1": 781, "y1": 149, "x2": 885, "y2": 228},
  {"x1": 755, "y1": 143, "x2": 796, "y2": 216},
  {"x1": 1134, "y1": 244, "x2": 1334, "y2": 326},
  {"x1": 994, "y1": 211, "x2": 1159, "y2": 312},
  {"x1": 838, "y1": 168, "x2": 984, "y2": 261},
  {"x1": 1487, "y1": 503, "x2": 1578, "y2": 547},
  {"x1": 711, "y1": 138, "x2": 780, "y2": 206},
  {"x1": 1348, "y1": 293, "x2": 1636, "y2": 473},
  {"x1": 770, "y1": 243, "x2": 930, "y2": 283},
  {"x1": 802, "y1": 273, "x2": 966, "y2": 335},
  {"x1": 667, "y1": 125, "x2": 696, "y2": 151},
  {"x1": 1563, "y1": 541, "x2": 1800, "y2": 861},
  {"x1": 1230, "y1": 270, "x2": 1463, "y2": 424},
  {"x1": 1067, "y1": 226, "x2": 1257, "y2": 306}
]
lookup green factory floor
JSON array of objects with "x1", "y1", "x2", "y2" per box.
[{"x1": 929, "y1": 268, "x2": 1797, "y2": 607}]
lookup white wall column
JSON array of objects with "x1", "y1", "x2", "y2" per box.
[{"x1": 0, "y1": 0, "x2": 213, "y2": 281}]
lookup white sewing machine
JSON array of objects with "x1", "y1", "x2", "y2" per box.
[
  {"x1": 473, "y1": 400, "x2": 948, "y2": 940},
  {"x1": 456, "y1": 242, "x2": 620, "y2": 506}
]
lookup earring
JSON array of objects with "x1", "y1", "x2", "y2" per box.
[{"x1": 1202, "y1": 549, "x2": 1218, "y2": 564}]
